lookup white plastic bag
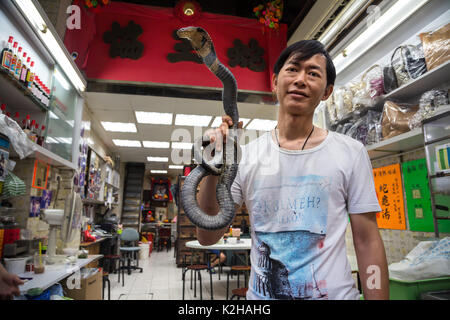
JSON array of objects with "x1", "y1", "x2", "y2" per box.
[
  {"x1": 0, "y1": 114, "x2": 36, "y2": 159},
  {"x1": 388, "y1": 237, "x2": 450, "y2": 281}
]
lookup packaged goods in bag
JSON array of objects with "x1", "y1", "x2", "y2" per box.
[
  {"x1": 420, "y1": 23, "x2": 450, "y2": 71},
  {"x1": 409, "y1": 89, "x2": 449, "y2": 129},
  {"x1": 381, "y1": 101, "x2": 419, "y2": 140}
]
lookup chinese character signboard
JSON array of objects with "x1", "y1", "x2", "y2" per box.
[{"x1": 373, "y1": 164, "x2": 406, "y2": 230}]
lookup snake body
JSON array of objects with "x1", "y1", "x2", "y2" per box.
[{"x1": 178, "y1": 27, "x2": 240, "y2": 230}]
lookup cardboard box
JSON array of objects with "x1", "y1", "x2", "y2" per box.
[{"x1": 63, "y1": 269, "x2": 103, "y2": 300}]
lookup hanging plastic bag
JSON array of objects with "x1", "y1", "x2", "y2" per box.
[
  {"x1": 0, "y1": 114, "x2": 36, "y2": 159},
  {"x1": 334, "y1": 86, "x2": 353, "y2": 121}
]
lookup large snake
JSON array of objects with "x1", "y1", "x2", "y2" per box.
[{"x1": 178, "y1": 27, "x2": 240, "y2": 230}]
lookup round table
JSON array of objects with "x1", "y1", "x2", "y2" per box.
[{"x1": 186, "y1": 238, "x2": 251, "y2": 251}]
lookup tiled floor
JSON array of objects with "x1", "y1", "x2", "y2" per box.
[{"x1": 107, "y1": 248, "x2": 245, "y2": 300}]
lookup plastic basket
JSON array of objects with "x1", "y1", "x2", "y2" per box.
[{"x1": 389, "y1": 277, "x2": 450, "y2": 300}]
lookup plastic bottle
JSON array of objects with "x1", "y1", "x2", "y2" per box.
[
  {"x1": 26, "y1": 61, "x2": 35, "y2": 91},
  {"x1": 14, "y1": 47, "x2": 22, "y2": 80},
  {"x1": 0, "y1": 103, "x2": 6, "y2": 115},
  {"x1": 0, "y1": 221, "x2": 5, "y2": 259},
  {"x1": 9, "y1": 41, "x2": 18, "y2": 75},
  {"x1": 19, "y1": 52, "x2": 28, "y2": 83},
  {"x1": 1, "y1": 36, "x2": 13, "y2": 69}
]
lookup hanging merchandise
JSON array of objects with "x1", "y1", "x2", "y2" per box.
[
  {"x1": 420, "y1": 22, "x2": 450, "y2": 71},
  {"x1": 253, "y1": 1, "x2": 283, "y2": 30},
  {"x1": 383, "y1": 46, "x2": 411, "y2": 93}
]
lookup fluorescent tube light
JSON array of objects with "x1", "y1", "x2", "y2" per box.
[
  {"x1": 171, "y1": 142, "x2": 193, "y2": 149},
  {"x1": 13, "y1": 0, "x2": 86, "y2": 92},
  {"x1": 210, "y1": 117, "x2": 251, "y2": 128},
  {"x1": 113, "y1": 139, "x2": 141, "y2": 147},
  {"x1": 143, "y1": 141, "x2": 170, "y2": 148},
  {"x1": 151, "y1": 170, "x2": 168, "y2": 174},
  {"x1": 175, "y1": 114, "x2": 212, "y2": 127},
  {"x1": 135, "y1": 111, "x2": 173, "y2": 125},
  {"x1": 318, "y1": 0, "x2": 367, "y2": 47},
  {"x1": 333, "y1": 0, "x2": 429, "y2": 74},
  {"x1": 169, "y1": 165, "x2": 184, "y2": 169},
  {"x1": 147, "y1": 156, "x2": 169, "y2": 162},
  {"x1": 245, "y1": 119, "x2": 278, "y2": 131},
  {"x1": 101, "y1": 122, "x2": 137, "y2": 133}
]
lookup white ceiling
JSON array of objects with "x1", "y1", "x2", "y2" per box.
[{"x1": 85, "y1": 91, "x2": 279, "y2": 174}]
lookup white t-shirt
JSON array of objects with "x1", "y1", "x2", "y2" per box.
[{"x1": 231, "y1": 130, "x2": 381, "y2": 300}]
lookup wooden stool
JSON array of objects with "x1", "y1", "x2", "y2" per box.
[
  {"x1": 226, "y1": 265, "x2": 250, "y2": 300},
  {"x1": 182, "y1": 264, "x2": 213, "y2": 300},
  {"x1": 230, "y1": 287, "x2": 248, "y2": 300}
]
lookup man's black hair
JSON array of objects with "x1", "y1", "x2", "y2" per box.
[{"x1": 273, "y1": 40, "x2": 336, "y2": 87}]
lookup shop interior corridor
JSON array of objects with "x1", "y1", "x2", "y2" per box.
[{"x1": 109, "y1": 248, "x2": 232, "y2": 300}]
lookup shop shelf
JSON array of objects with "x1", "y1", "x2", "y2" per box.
[
  {"x1": 389, "y1": 276, "x2": 450, "y2": 300},
  {"x1": 366, "y1": 128, "x2": 423, "y2": 160},
  {"x1": 9, "y1": 139, "x2": 76, "y2": 169}
]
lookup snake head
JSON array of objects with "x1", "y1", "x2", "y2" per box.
[{"x1": 177, "y1": 26, "x2": 213, "y2": 59}]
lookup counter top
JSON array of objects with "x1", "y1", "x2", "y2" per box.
[{"x1": 18, "y1": 254, "x2": 103, "y2": 294}]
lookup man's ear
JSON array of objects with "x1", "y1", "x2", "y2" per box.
[
  {"x1": 321, "y1": 84, "x2": 334, "y2": 101},
  {"x1": 271, "y1": 73, "x2": 278, "y2": 92}
]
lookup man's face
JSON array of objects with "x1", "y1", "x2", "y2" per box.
[{"x1": 272, "y1": 53, "x2": 333, "y2": 116}]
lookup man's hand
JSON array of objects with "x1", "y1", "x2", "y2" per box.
[
  {"x1": 204, "y1": 115, "x2": 243, "y2": 151},
  {"x1": 0, "y1": 266, "x2": 24, "y2": 300}
]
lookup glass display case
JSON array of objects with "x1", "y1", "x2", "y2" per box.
[{"x1": 422, "y1": 110, "x2": 450, "y2": 237}]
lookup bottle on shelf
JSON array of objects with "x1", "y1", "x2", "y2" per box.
[
  {"x1": 5, "y1": 112, "x2": 10, "y2": 118},
  {"x1": 14, "y1": 112, "x2": 20, "y2": 125},
  {"x1": 26, "y1": 61, "x2": 35, "y2": 91},
  {"x1": 37, "y1": 125, "x2": 45, "y2": 146},
  {"x1": 19, "y1": 52, "x2": 28, "y2": 83},
  {"x1": 1, "y1": 36, "x2": 13, "y2": 70},
  {"x1": 9, "y1": 41, "x2": 18, "y2": 75},
  {"x1": 28, "y1": 119, "x2": 37, "y2": 142},
  {"x1": 23, "y1": 114, "x2": 31, "y2": 135},
  {"x1": 0, "y1": 103, "x2": 6, "y2": 115},
  {"x1": 14, "y1": 47, "x2": 22, "y2": 80}
]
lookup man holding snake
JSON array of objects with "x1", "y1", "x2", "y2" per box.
[{"x1": 195, "y1": 37, "x2": 388, "y2": 300}]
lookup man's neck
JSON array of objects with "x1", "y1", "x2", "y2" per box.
[{"x1": 277, "y1": 113, "x2": 314, "y2": 141}]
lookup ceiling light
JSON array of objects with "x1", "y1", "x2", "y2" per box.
[
  {"x1": 245, "y1": 119, "x2": 278, "y2": 131},
  {"x1": 333, "y1": 0, "x2": 429, "y2": 74},
  {"x1": 169, "y1": 165, "x2": 184, "y2": 169},
  {"x1": 210, "y1": 117, "x2": 251, "y2": 128},
  {"x1": 151, "y1": 170, "x2": 168, "y2": 174},
  {"x1": 147, "y1": 156, "x2": 169, "y2": 162},
  {"x1": 175, "y1": 114, "x2": 212, "y2": 127},
  {"x1": 135, "y1": 111, "x2": 173, "y2": 125},
  {"x1": 171, "y1": 142, "x2": 193, "y2": 149},
  {"x1": 102, "y1": 122, "x2": 137, "y2": 133},
  {"x1": 113, "y1": 139, "x2": 141, "y2": 147},
  {"x1": 13, "y1": 0, "x2": 86, "y2": 92},
  {"x1": 143, "y1": 141, "x2": 170, "y2": 148},
  {"x1": 318, "y1": 0, "x2": 368, "y2": 47}
]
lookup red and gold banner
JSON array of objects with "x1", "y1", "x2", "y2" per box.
[
  {"x1": 373, "y1": 163, "x2": 406, "y2": 230},
  {"x1": 64, "y1": 1, "x2": 287, "y2": 92}
]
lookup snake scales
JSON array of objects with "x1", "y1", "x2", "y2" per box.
[{"x1": 178, "y1": 27, "x2": 240, "y2": 230}]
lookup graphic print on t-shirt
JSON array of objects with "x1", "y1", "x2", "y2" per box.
[{"x1": 250, "y1": 174, "x2": 330, "y2": 299}]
